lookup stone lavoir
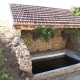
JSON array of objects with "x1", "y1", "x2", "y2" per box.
[
  {"x1": 9, "y1": 3, "x2": 80, "y2": 80},
  {"x1": 32, "y1": 54, "x2": 79, "y2": 74}
]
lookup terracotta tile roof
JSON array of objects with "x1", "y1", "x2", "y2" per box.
[{"x1": 10, "y1": 4, "x2": 80, "y2": 26}]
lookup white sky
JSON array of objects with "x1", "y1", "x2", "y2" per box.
[{"x1": 0, "y1": 0, "x2": 80, "y2": 20}]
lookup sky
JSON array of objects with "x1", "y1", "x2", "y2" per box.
[{"x1": 0, "y1": 0, "x2": 80, "y2": 20}]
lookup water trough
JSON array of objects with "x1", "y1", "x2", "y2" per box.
[{"x1": 31, "y1": 50, "x2": 80, "y2": 80}]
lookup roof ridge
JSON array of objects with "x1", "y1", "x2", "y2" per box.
[{"x1": 9, "y1": 3, "x2": 67, "y2": 10}]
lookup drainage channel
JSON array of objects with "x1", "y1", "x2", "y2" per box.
[{"x1": 31, "y1": 50, "x2": 80, "y2": 80}]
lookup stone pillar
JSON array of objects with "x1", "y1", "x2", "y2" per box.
[
  {"x1": 11, "y1": 26, "x2": 21, "y2": 37},
  {"x1": 12, "y1": 37, "x2": 32, "y2": 78}
]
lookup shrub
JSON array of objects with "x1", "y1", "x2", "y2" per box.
[{"x1": 60, "y1": 28, "x2": 79, "y2": 40}]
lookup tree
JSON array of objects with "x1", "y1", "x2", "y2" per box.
[
  {"x1": 69, "y1": 6, "x2": 77, "y2": 13},
  {"x1": 69, "y1": 6, "x2": 80, "y2": 16},
  {"x1": 76, "y1": 7, "x2": 80, "y2": 16}
]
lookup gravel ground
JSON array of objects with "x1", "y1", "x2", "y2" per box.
[{"x1": 0, "y1": 27, "x2": 80, "y2": 80}]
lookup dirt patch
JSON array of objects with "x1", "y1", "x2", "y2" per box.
[{"x1": 0, "y1": 27, "x2": 25, "y2": 80}]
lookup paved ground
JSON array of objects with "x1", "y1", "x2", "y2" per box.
[{"x1": 50, "y1": 70, "x2": 80, "y2": 80}]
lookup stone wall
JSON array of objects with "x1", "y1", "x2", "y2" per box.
[
  {"x1": 21, "y1": 29, "x2": 66, "y2": 52},
  {"x1": 67, "y1": 31, "x2": 80, "y2": 51},
  {"x1": 12, "y1": 37, "x2": 32, "y2": 78}
]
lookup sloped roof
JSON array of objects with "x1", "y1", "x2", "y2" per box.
[{"x1": 10, "y1": 4, "x2": 80, "y2": 26}]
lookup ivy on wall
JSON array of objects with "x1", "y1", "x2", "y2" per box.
[
  {"x1": 60, "y1": 28, "x2": 79, "y2": 40},
  {"x1": 32, "y1": 27, "x2": 79, "y2": 42},
  {"x1": 32, "y1": 27, "x2": 55, "y2": 42}
]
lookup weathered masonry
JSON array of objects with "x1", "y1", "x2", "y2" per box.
[{"x1": 9, "y1": 3, "x2": 80, "y2": 79}]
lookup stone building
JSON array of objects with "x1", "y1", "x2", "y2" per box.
[
  {"x1": 9, "y1": 3, "x2": 80, "y2": 52},
  {"x1": 9, "y1": 3, "x2": 80, "y2": 79}
]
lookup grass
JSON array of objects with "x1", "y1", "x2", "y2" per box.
[{"x1": 0, "y1": 50, "x2": 13, "y2": 80}]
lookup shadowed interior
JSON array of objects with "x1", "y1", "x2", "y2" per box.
[{"x1": 32, "y1": 55, "x2": 79, "y2": 74}]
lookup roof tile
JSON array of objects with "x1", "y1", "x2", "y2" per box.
[{"x1": 10, "y1": 4, "x2": 80, "y2": 26}]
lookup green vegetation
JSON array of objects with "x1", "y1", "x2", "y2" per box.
[
  {"x1": 32, "y1": 27, "x2": 79, "y2": 41},
  {"x1": 0, "y1": 50, "x2": 13, "y2": 80},
  {"x1": 69, "y1": 6, "x2": 80, "y2": 16},
  {"x1": 60, "y1": 28, "x2": 79, "y2": 40},
  {"x1": 32, "y1": 27, "x2": 55, "y2": 42}
]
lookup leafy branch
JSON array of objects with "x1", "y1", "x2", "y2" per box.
[
  {"x1": 60, "y1": 28, "x2": 79, "y2": 40},
  {"x1": 32, "y1": 27, "x2": 55, "y2": 42}
]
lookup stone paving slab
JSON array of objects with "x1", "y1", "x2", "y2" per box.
[{"x1": 50, "y1": 70, "x2": 80, "y2": 80}]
